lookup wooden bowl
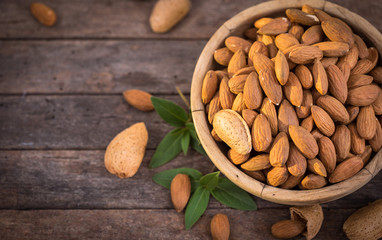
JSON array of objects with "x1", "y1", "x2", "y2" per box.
[{"x1": 191, "y1": 0, "x2": 382, "y2": 205}]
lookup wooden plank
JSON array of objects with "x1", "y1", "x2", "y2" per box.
[
  {"x1": 0, "y1": 0, "x2": 381, "y2": 39},
  {"x1": 0, "y1": 40, "x2": 205, "y2": 94},
  {"x1": 0, "y1": 150, "x2": 380, "y2": 209},
  {"x1": 0, "y1": 208, "x2": 356, "y2": 239}
]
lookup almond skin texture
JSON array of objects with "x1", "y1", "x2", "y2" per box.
[
  {"x1": 261, "y1": 98, "x2": 279, "y2": 136},
  {"x1": 171, "y1": 174, "x2": 191, "y2": 212},
  {"x1": 370, "y1": 118, "x2": 382, "y2": 152},
  {"x1": 301, "y1": 115, "x2": 314, "y2": 132},
  {"x1": 311, "y1": 105, "x2": 335, "y2": 137},
  {"x1": 242, "y1": 109, "x2": 258, "y2": 128},
  {"x1": 258, "y1": 68, "x2": 283, "y2": 105},
  {"x1": 219, "y1": 78, "x2": 234, "y2": 109},
  {"x1": 348, "y1": 123, "x2": 365, "y2": 155},
  {"x1": 331, "y1": 125, "x2": 351, "y2": 160},
  {"x1": 243, "y1": 72, "x2": 263, "y2": 109},
  {"x1": 346, "y1": 106, "x2": 360, "y2": 124},
  {"x1": 228, "y1": 75, "x2": 247, "y2": 94},
  {"x1": 275, "y1": 51, "x2": 290, "y2": 85},
  {"x1": 149, "y1": 0, "x2": 190, "y2": 33},
  {"x1": 372, "y1": 88, "x2": 382, "y2": 115},
  {"x1": 357, "y1": 105, "x2": 377, "y2": 140},
  {"x1": 30, "y1": 2, "x2": 57, "y2": 27},
  {"x1": 214, "y1": 48, "x2": 233, "y2": 66},
  {"x1": 354, "y1": 34, "x2": 369, "y2": 59},
  {"x1": 313, "y1": 41, "x2": 349, "y2": 57},
  {"x1": 252, "y1": 114, "x2": 273, "y2": 152},
  {"x1": 202, "y1": 70, "x2": 218, "y2": 104},
  {"x1": 280, "y1": 174, "x2": 304, "y2": 189},
  {"x1": 252, "y1": 53, "x2": 275, "y2": 74},
  {"x1": 283, "y1": 72, "x2": 303, "y2": 107},
  {"x1": 321, "y1": 19, "x2": 354, "y2": 46},
  {"x1": 270, "y1": 132, "x2": 289, "y2": 167},
  {"x1": 258, "y1": 17, "x2": 291, "y2": 35},
  {"x1": 370, "y1": 66, "x2": 382, "y2": 84},
  {"x1": 271, "y1": 220, "x2": 305, "y2": 239},
  {"x1": 326, "y1": 65, "x2": 348, "y2": 104},
  {"x1": 211, "y1": 129, "x2": 222, "y2": 142},
  {"x1": 249, "y1": 41, "x2": 269, "y2": 59},
  {"x1": 275, "y1": 33, "x2": 299, "y2": 52},
  {"x1": 329, "y1": 156, "x2": 364, "y2": 183},
  {"x1": 123, "y1": 89, "x2": 154, "y2": 112},
  {"x1": 208, "y1": 92, "x2": 221, "y2": 124},
  {"x1": 228, "y1": 49, "x2": 246, "y2": 76},
  {"x1": 312, "y1": 59, "x2": 328, "y2": 95},
  {"x1": 241, "y1": 154, "x2": 271, "y2": 171},
  {"x1": 307, "y1": 159, "x2": 327, "y2": 177},
  {"x1": 105, "y1": 123, "x2": 148, "y2": 178},
  {"x1": 267, "y1": 166, "x2": 288, "y2": 186},
  {"x1": 225, "y1": 36, "x2": 252, "y2": 54},
  {"x1": 213, "y1": 109, "x2": 252, "y2": 155},
  {"x1": 318, "y1": 136, "x2": 337, "y2": 173},
  {"x1": 289, "y1": 45, "x2": 323, "y2": 65},
  {"x1": 360, "y1": 145, "x2": 373, "y2": 165},
  {"x1": 285, "y1": 8, "x2": 319, "y2": 26},
  {"x1": 296, "y1": 90, "x2": 313, "y2": 119},
  {"x1": 227, "y1": 149, "x2": 250, "y2": 165},
  {"x1": 301, "y1": 174, "x2": 327, "y2": 189},
  {"x1": 301, "y1": 25, "x2": 324, "y2": 45},
  {"x1": 288, "y1": 25, "x2": 304, "y2": 41},
  {"x1": 254, "y1": 17, "x2": 273, "y2": 29},
  {"x1": 211, "y1": 214, "x2": 230, "y2": 240},
  {"x1": 347, "y1": 85, "x2": 381, "y2": 106},
  {"x1": 278, "y1": 99, "x2": 299, "y2": 133},
  {"x1": 287, "y1": 143, "x2": 307, "y2": 177},
  {"x1": 231, "y1": 93, "x2": 246, "y2": 114},
  {"x1": 316, "y1": 95, "x2": 349, "y2": 123},
  {"x1": 295, "y1": 64, "x2": 313, "y2": 89},
  {"x1": 289, "y1": 125, "x2": 319, "y2": 159},
  {"x1": 342, "y1": 45, "x2": 359, "y2": 69},
  {"x1": 243, "y1": 170, "x2": 266, "y2": 182}
]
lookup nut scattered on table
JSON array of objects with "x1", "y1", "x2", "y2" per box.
[
  {"x1": 210, "y1": 213, "x2": 230, "y2": 240},
  {"x1": 30, "y1": 2, "x2": 57, "y2": 27},
  {"x1": 123, "y1": 89, "x2": 154, "y2": 111},
  {"x1": 202, "y1": 4, "x2": 382, "y2": 189},
  {"x1": 170, "y1": 174, "x2": 191, "y2": 212}
]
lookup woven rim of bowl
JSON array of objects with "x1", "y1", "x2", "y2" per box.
[{"x1": 191, "y1": 0, "x2": 382, "y2": 205}]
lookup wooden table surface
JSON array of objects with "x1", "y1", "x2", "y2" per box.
[{"x1": 0, "y1": 0, "x2": 381, "y2": 239}]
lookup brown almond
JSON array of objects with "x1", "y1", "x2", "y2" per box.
[
  {"x1": 301, "y1": 115, "x2": 314, "y2": 132},
  {"x1": 329, "y1": 156, "x2": 363, "y2": 183},
  {"x1": 202, "y1": 70, "x2": 218, "y2": 104},
  {"x1": 296, "y1": 90, "x2": 313, "y2": 119},
  {"x1": 231, "y1": 93, "x2": 246, "y2": 114},
  {"x1": 283, "y1": 72, "x2": 303, "y2": 107},
  {"x1": 258, "y1": 68, "x2": 283, "y2": 105},
  {"x1": 339, "y1": 62, "x2": 351, "y2": 83},
  {"x1": 280, "y1": 174, "x2": 304, "y2": 189},
  {"x1": 219, "y1": 78, "x2": 234, "y2": 109},
  {"x1": 301, "y1": 25, "x2": 324, "y2": 45},
  {"x1": 267, "y1": 166, "x2": 288, "y2": 186},
  {"x1": 227, "y1": 49, "x2": 246, "y2": 77},
  {"x1": 312, "y1": 59, "x2": 328, "y2": 95},
  {"x1": 289, "y1": 45, "x2": 323, "y2": 65},
  {"x1": 267, "y1": 43, "x2": 278, "y2": 59},
  {"x1": 347, "y1": 85, "x2": 381, "y2": 106},
  {"x1": 342, "y1": 44, "x2": 359, "y2": 69},
  {"x1": 211, "y1": 129, "x2": 222, "y2": 142},
  {"x1": 228, "y1": 75, "x2": 247, "y2": 94},
  {"x1": 270, "y1": 132, "x2": 290, "y2": 167},
  {"x1": 316, "y1": 95, "x2": 349, "y2": 123},
  {"x1": 278, "y1": 99, "x2": 299, "y2": 134},
  {"x1": 307, "y1": 158, "x2": 327, "y2": 177},
  {"x1": 351, "y1": 59, "x2": 374, "y2": 75},
  {"x1": 30, "y1": 2, "x2": 57, "y2": 27},
  {"x1": 287, "y1": 143, "x2": 307, "y2": 177},
  {"x1": 241, "y1": 154, "x2": 271, "y2": 171},
  {"x1": 372, "y1": 89, "x2": 382, "y2": 115},
  {"x1": 275, "y1": 33, "x2": 299, "y2": 51},
  {"x1": 171, "y1": 174, "x2": 191, "y2": 212},
  {"x1": 360, "y1": 145, "x2": 373, "y2": 165},
  {"x1": 370, "y1": 66, "x2": 382, "y2": 84},
  {"x1": 321, "y1": 57, "x2": 339, "y2": 68},
  {"x1": 326, "y1": 64, "x2": 348, "y2": 104},
  {"x1": 301, "y1": 4, "x2": 315, "y2": 14},
  {"x1": 331, "y1": 125, "x2": 351, "y2": 160},
  {"x1": 214, "y1": 48, "x2": 233, "y2": 66},
  {"x1": 243, "y1": 72, "x2": 263, "y2": 109},
  {"x1": 261, "y1": 98, "x2": 279, "y2": 136},
  {"x1": 271, "y1": 220, "x2": 305, "y2": 239},
  {"x1": 227, "y1": 149, "x2": 250, "y2": 165},
  {"x1": 233, "y1": 66, "x2": 255, "y2": 77},
  {"x1": 314, "y1": 8, "x2": 332, "y2": 22},
  {"x1": 211, "y1": 213, "x2": 230, "y2": 240},
  {"x1": 208, "y1": 92, "x2": 221, "y2": 124},
  {"x1": 300, "y1": 174, "x2": 327, "y2": 189},
  {"x1": 249, "y1": 41, "x2": 269, "y2": 60},
  {"x1": 311, "y1": 105, "x2": 335, "y2": 137},
  {"x1": 252, "y1": 53, "x2": 275, "y2": 74},
  {"x1": 252, "y1": 114, "x2": 273, "y2": 151},
  {"x1": 288, "y1": 24, "x2": 304, "y2": 41},
  {"x1": 295, "y1": 65, "x2": 313, "y2": 89},
  {"x1": 311, "y1": 129, "x2": 324, "y2": 140},
  {"x1": 367, "y1": 47, "x2": 379, "y2": 70},
  {"x1": 123, "y1": 89, "x2": 154, "y2": 112},
  {"x1": 346, "y1": 106, "x2": 360, "y2": 124},
  {"x1": 275, "y1": 51, "x2": 290, "y2": 85},
  {"x1": 215, "y1": 70, "x2": 229, "y2": 81},
  {"x1": 313, "y1": 41, "x2": 349, "y2": 57},
  {"x1": 243, "y1": 170, "x2": 266, "y2": 182},
  {"x1": 242, "y1": 109, "x2": 258, "y2": 128},
  {"x1": 289, "y1": 125, "x2": 319, "y2": 159},
  {"x1": 357, "y1": 105, "x2": 377, "y2": 140},
  {"x1": 254, "y1": 17, "x2": 273, "y2": 29},
  {"x1": 348, "y1": 123, "x2": 365, "y2": 155},
  {"x1": 258, "y1": 17, "x2": 291, "y2": 35},
  {"x1": 321, "y1": 20, "x2": 354, "y2": 46},
  {"x1": 285, "y1": 8, "x2": 320, "y2": 26},
  {"x1": 318, "y1": 136, "x2": 337, "y2": 173},
  {"x1": 244, "y1": 28, "x2": 258, "y2": 41},
  {"x1": 354, "y1": 34, "x2": 369, "y2": 59},
  {"x1": 347, "y1": 74, "x2": 374, "y2": 89},
  {"x1": 261, "y1": 34, "x2": 274, "y2": 45},
  {"x1": 225, "y1": 36, "x2": 251, "y2": 54}
]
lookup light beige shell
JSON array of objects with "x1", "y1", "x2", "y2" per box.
[{"x1": 290, "y1": 204, "x2": 324, "y2": 240}]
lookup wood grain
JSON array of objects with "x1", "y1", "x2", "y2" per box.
[{"x1": 0, "y1": 208, "x2": 357, "y2": 239}]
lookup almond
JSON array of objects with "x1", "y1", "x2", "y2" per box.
[
  {"x1": 347, "y1": 84, "x2": 381, "y2": 106},
  {"x1": 261, "y1": 34, "x2": 274, "y2": 46},
  {"x1": 354, "y1": 34, "x2": 369, "y2": 59},
  {"x1": 231, "y1": 93, "x2": 246, "y2": 114},
  {"x1": 331, "y1": 125, "x2": 351, "y2": 160},
  {"x1": 312, "y1": 59, "x2": 328, "y2": 95},
  {"x1": 267, "y1": 166, "x2": 288, "y2": 186},
  {"x1": 318, "y1": 136, "x2": 337, "y2": 173},
  {"x1": 329, "y1": 156, "x2": 363, "y2": 183},
  {"x1": 271, "y1": 220, "x2": 305, "y2": 239},
  {"x1": 123, "y1": 89, "x2": 155, "y2": 112},
  {"x1": 243, "y1": 170, "x2": 266, "y2": 182},
  {"x1": 280, "y1": 174, "x2": 304, "y2": 189},
  {"x1": 213, "y1": 109, "x2": 252, "y2": 155},
  {"x1": 208, "y1": 92, "x2": 221, "y2": 124},
  {"x1": 227, "y1": 148, "x2": 250, "y2": 165},
  {"x1": 360, "y1": 145, "x2": 373, "y2": 165},
  {"x1": 351, "y1": 59, "x2": 374, "y2": 75},
  {"x1": 215, "y1": 70, "x2": 228, "y2": 81},
  {"x1": 249, "y1": 41, "x2": 269, "y2": 59},
  {"x1": 258, "y1": 68, "x2": 283, "y2": 105},
  {"x1": 278, "y1": 99, "x2": 299, "y2": 133},
  {"x1": 219, "y1": 77, "x2": 234, "y2": 109},
  {"x1": 258, "y1": 17, "x2": 291, "y2": 35},
  {"x1": 150, "y1": 0, "x2": 190, "y2": 33},
  {"x1": 346, "y1": 106, "x2": 360, "y2": 124},
  {"x1": 287, "y1": 143, "x2": 307, "y2": 177},
  {"x1": 228, "y1": 74, "x2": 247, "y2": 94},
  {"x1": 321, "y1": 20, "x2": 354, "y2": 46},
  {"x1": 311, "y1": 105, "x2": 335, "y2": 137},
  {"x1": 289, "y1": 45, "x2": 323, "y2": 64},
  {"x1": 314, "y1": 8, "x2": 332, "y2": 22},
  {"x1": 252, "y1": 53, "x2": 275, "y2": 73},
  {"x1": 267, "y1": 43, "x2": 278, "y2": 59},
  {"x1": 252, "y1": 114, "x2": 273, "y2": 152},
  {"x1": 311, "y1": 129, "x2": 324, "y2": 140},
  {"x1": 275, "y1": 51, "x2": 290, "y2": 85},
  {"x1": 347, "y1": 74, "x2": 373, "y2": 89},
  {"x1": 233, "y1": 66, "x2": 256, "y2": 78},
  {"x1": 30, "y1": 2, "x2": 57, "y2": 27},
  {"x1": 201, "y1": 71, "x2": 218, "y2": 104},
  {"x1": 261, "y1": 98, "x2": 279, "y2": 136},
  {"x1": 326, "y1": 65, "x2": 348, "y2": 103},
  {"x1": 339, "y1": 62, "x2": 351, "y2": 83},
  {"x1": 211, "y1": 129, "x2": 222, "y2": 142},
  {"x1": 321, "y1": 57, "x2": 339, "y2": 68},
  {"x1": 227, "y1": 49, "x2": 246, "y2": 77},
  {"x1": 283, "y1": 72, "x2": 303, "y2": 107},
  {"x1": 285, "y1": 8, "x2": 320, "y2": 26},
  {"x1": 214, "y1": 48, "x2": 233, "y2": 66},
  {"x1": 356, "y1": 105, "x2": 376, "y2": 140},
  {"x1": 211, "y1": 213, "x2": 230, "y2": 240},
  {"x1": 254, "y1": 17, "x2": 273, "y2": 28},
  {"x1": 316, "y1": 95, "x2": 349, "y2": 123},
  {"x1": 288, "y1": 24, "x2": 304, "y2": 41},
  {"x1": 243, "y1": 72, "x2": 263, "y2": 109},
  {"x1": 275, "y1": 33, "x2": 299, "y2": 51},
  {"x1": 289, "y1": 125, "x2": 319, "y2": 159},
  {"x1": 370, "y1": 66, "x2": 382, "y2": 84},
  {"x1": 241, "y1": 154, "x2": 271, "y2": 171},
  {"x1": 270, "y1": 132, "x2": 290, "y2": 167},
  {"x1": 307, "y1": 158, "x2": 327, "y2": 177},
  {"x1": 367, "y1": 47, "x2": 379, "y2": 71},
  {"x1": 300, "y1": 174, "x2": 327, "y2": 189},
  {"x1": 105, "y1": 122, "x2": 148, "y2": 178},
  {"x1": 348, "y1": 123, "x2": 365, "y2": 155},
  {"x1": 295, "y1": 65, "x2": 313, "y2": 89},
  {"x1": 301, "y1": 25, "x2": 324, "y2": 45},
  {"x1": 301, "y1": 115, "x2": 314, "y2": 132},
  {"x1": 225, "y1": 36, "x2": 252, "y2": 54},
  {"x1": 296, "y1": 90, "x2": 313, "y2": 118},
  {"x1": 171, "y1": 174, "x2": 191, "y2": 212},
  {"x1": 313, "y1": 42, "x2": 349, "y2": 57},
  {"x1": 302, "y1": 4, "x2": 315, "y2": 14},
  {"x1": 342, "y1": 44, "x2": 359, "y2": 69},
  {"x1": 242, "y1": 109, "x2": 258, "y2": 128},
  {"x1": 372, "y1": 90, "x2": 382, "y2": 115}
]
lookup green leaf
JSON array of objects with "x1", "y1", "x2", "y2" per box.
[
  {"x1": 190, "y1": 137, "x2": 207, "y2": 156},
  {"x1": 200, "y1": 171, "x2": 220, "y2": 191},
  {"x1": 152, "y1": 168, "x2": 202, "y2": 192},
  {"x1": 211, "y1": 177, "x2": 257, "y2": 210},
  {"x1": 181, "y1": 130, "x2": 190, "y2": 156},
  {"x1": 149, "y1": 128, "x2": 183, "y2": 168},
  {"x1": 185, "y1": 187, "x2": 210, "y2": 230},
  {"x1": 151, "y1": 96, "x2": 188, "y2": 127},
  {"x1": 186, "y1": 122, "x2": 200, "y2": 144}
]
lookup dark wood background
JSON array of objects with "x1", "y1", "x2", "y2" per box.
[{"x1": 0, "y1": 0, "x2": 381, "y2": 239}]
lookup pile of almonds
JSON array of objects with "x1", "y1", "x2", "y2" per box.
[{"x1": 202, "y1": 4, "x2": 382, "y2": 189}]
